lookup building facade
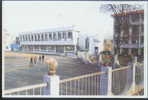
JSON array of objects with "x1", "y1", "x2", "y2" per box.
[
  {"x1": 78, "y1": 35, "x2": 100, "y2": 55},
  {"x1": 18, "y1": 26, "x2": 79, "y2": 56},
  {"x1": 113, "y1": 10, "x2": 144, "y2": 57}
]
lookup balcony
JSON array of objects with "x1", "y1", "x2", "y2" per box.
[
  {"x1": 120, "y1": 43, "x2": 144, "y2": 48},
  {"x1": 20, "y1": 39, "x2": 76, "y2": 46}
]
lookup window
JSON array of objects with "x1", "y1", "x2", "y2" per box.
[
  {"x1": 48, "y1": 46, "x2": 55, "y2": 51},
  {"x1": 141, "y1": 14, "x2": 144, "y2": 21},
  {"x1": 58, "y1": 32, "x2": 61, "y2": 40},
  {"x1": 27, "y1": 35, "x2": 29, "y2": 41},
  {"x1": 53, "y1": 32, "x2": 56, "y2": 40},
  {"x1": 63, "y1": 32, "x2": 66, "y2": 40},
  {"x1": 32, "y1": 35, "x2": 34, "y2": 41},
  {"x1": 38, "y1": 34, "x2": 40, "y2": 41},
  {"x1": 114, "y1": 25, "x2": 121, "y2": 34},
  {"x1": 41, "y1": 34, "x2": 44, "y2": 41},
  {"x1": 35, "y1": 34, "x2": 37, "y2": 41},
  {"x1": 23, "y1": 35, "x2": 26, "y2": 41},
  {"x1": 23, "y1": 35, "x2": 25, "y2": 41},
  {"x1": 49, "y1": 33, "x2": 52, "y2": 40},
  {"x1": 85, "y1": 38, "x2": 89, "y2": 49},
  {"x1": 68, "y1": 32, "x2": 72, "y2": 39},
  {"x1": 141, "y1": 36, "x2": 144, "y2": 44},
  {"x1": 45, "y1": 33, "x2": 48, "y2": 41},
  {"x1": 65, "y1": 46, "x2": 74, "y2": 51},
  {"x1": 132, "y1": 25, "x2": 139, "y2": 36},
  {"x1": 141, "y1": 24, "x2": 144, "y2": 33},
  {"x1": 131, "y1": 14, "x2": 140, "y2": 22}
]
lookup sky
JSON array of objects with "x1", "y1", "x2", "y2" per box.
[{"x1": 2, "y1": 1, "x2": 114, "y2": 45}]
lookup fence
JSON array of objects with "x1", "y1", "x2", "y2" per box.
[
  {"x1": 3, "y1": 57, "x2": 144, "y2": 96},
  {"x1": 3, "y1": 83, "x2": 47, "y2": 95},
  {"x1": 60, "y1": 71, "x2": 105, "y2": 95}
]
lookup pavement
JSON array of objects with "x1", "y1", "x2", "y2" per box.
[{"x1": 4, "y1": 53, "x2": 100, "y2": 90}]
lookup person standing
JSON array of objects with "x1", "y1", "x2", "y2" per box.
[{"x1": 42, "y1": 55, "x2": 45, "y2": 63}]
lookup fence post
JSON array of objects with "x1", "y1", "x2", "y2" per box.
[
  {"x1": 131, "y1": 56, "x2": 137, "y2": 92},
  {"x1": 107, "y1": 67, "x2": 113, "y2": 95},
  {"x1": 43, "y1": 75, "x2": 60, "y2": 95},
  {"x1": 43, "y1": 58, "x2": 60, "y2": 96}
]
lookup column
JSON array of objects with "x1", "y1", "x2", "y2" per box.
[
  {"x1": 43, "y1": 33, "x2": 45, "y2": 41},
  {"x1": 66, "y1": 31, "x2": 68, "y2": 40},
  {"x1": 30, "y1": 34, "x2": 32, "y2": 41},
  {"x1": 26, "y1": 35, "x2": 28, "y2": 41},
  {"x1": 61, "y1": 32, "x2": 63, "y2": 40},
  {"x1": 107, "y1": 67, "x2": 113, "y2": 95},
  {"x1": 33, "y1": 34, "x2": 35, "y2": 41},
  {"x1": 40, "y1": 33, "x2": 42, "y2": 41},
  {"x1": 138, "y1": 25, "x2": 142, "y2": 56},
  {"x1": 128, "y1": 27, "x2": 132, "y2": 55},
  {"x1": 56, "y1": 32, "x2": 58, "y2": 40},
  {"x1": 51, "y1": 32, "x2": 53, "y2": 40},
  {"x1": 120, "y1": 48, "x2": 123, "y2": 54}
]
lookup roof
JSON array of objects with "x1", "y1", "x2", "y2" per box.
[
  {"x1": 112, "y1": 10, "x2": 144, "y2": 17},
  {"x1": 19, "y1": 26, "x2": 80, "y2": 35}
]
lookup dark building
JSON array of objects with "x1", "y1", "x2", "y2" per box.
[{"x1": 112, "y1": 10, "x2": 144, "y2": 57}]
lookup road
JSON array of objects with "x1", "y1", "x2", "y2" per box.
[{"x1": 4, "y1": 54, "x2": 99, "y2": 90}]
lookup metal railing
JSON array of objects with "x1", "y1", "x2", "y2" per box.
[
  {"x1": 112, "y1": 66, "x2": 133, "y2": 95},
  {"x1": 3, "y1": 62, "x2": 143, "y2": 96},
  {"x1": 3, "y1": 83, "x2": 47, "y2": 96},
  {"x1": 3, "y1": 52, "x2": 144, "y2": 96},
  {"x1": 59, "y1": 62, "x2": 144, "y2": 96},
  {"x1": 60, "y1": 71, "x2": 106, "y2": 95}
]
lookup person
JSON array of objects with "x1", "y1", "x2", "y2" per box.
[
  {"x1": 30, "y1": 57, "x2": 33, "y2": 64},
  {"x1": 29, "y1": 57, "x2": 33, "y2": 67},
  {"x1": 42, "y1": 55, "x2": 45, "y2": 63},
  {"x1": 34, "y1": 56, "x2": 37, "y2": 64},
  {"x1": 39, "y1": 56, "x2": 41, "y2": 62}
]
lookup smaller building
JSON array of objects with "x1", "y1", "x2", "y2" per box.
[
  {"x1": 10, "y1": 44, "x2": 20, "y2": 51},
  {"x1": 78, "y1": 35, "x2": 100, "y2": 56},
  {"x1": 10, "y1": 37, "x2": 21, "y2": 51}
]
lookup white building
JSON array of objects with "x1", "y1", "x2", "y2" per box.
[
  {"x1": 78, "y1": 35, "x2": 101, "y2": 55},
  {"x1": 18, "y1": 26, "x2": 79, "y2": 56}
]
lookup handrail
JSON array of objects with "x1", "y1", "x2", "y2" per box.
[
  {"x1": 60, "y1": 66, "x2": 132, "y2": 83},
  {"x1": 3, "y1": 83, "x2": 47, "y2": 94},
  {"x1": 60, "y1": 71, "x2": 106, "y2": 83}
]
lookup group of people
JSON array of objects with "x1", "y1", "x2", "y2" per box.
[{"x1": 30, "y1": 55, "x2": 45, "y2": 65}]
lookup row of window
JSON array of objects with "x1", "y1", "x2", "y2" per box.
[
  {"x1": 22, "y1": 45, "x2": 75, "y2": 51},
  {"x1": 19, "y1": 31, "x2": 73, "y2": 42},
  {"x1": 114, "y1": 24, "x2": 144, "y2": 35},
  {"x1": 114, "y1": 13, "x2": 144, "y2": 25}
]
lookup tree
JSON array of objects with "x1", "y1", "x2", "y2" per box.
[{"x1": 100, "y1": 4, "x2": 143, "y2": 55}]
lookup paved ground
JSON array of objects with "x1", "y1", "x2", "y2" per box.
[{"x1": 4, "y1": 53, "x2": 100, "y2": 90}]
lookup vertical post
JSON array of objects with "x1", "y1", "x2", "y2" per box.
[
  {"x1": 43, "y1": 58, "x2": 60, "y2": 96},
  {"x1": 107, "y1": 67, "x2": 113, "y2": 95},
  {"x1": 131, "y1": 56, "x2": 137, "y2": 92}
]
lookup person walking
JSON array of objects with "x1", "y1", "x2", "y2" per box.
[
  {"x1": 34, "y1": 56, "x2": 37, "y2": 64},
  {"x1": 29, "y1": 56, "x2": 33, "y2": 67},
  {"x1": 42, "y1": 55, "x2": 45, "y2": 63}
]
